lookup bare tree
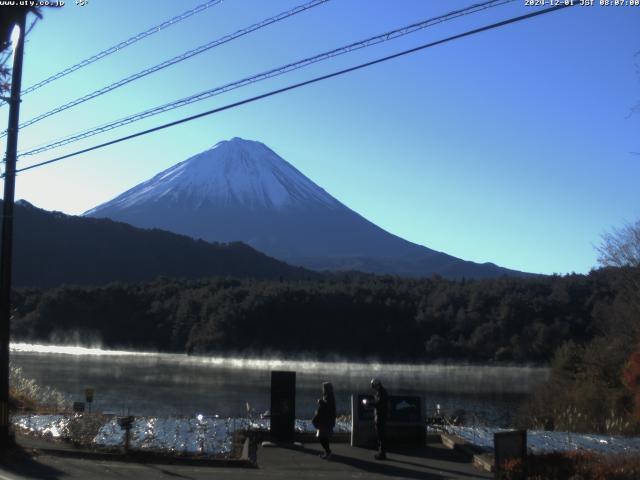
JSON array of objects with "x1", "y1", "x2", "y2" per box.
[
  {"x1": 598, "y1": 220, "x2": 640, "y2": 269},
  {"x1": 597, "y1": 219, "x2": 640, "y2": 346},
  {"x1": 0, "y1": 56, "x2": 10, "y2": 95}
]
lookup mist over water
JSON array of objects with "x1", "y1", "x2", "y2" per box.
[{"x1": 10, "y1": 343, "x2": 548, "y2": 424}]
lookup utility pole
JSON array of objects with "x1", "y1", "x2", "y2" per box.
[{"x1": 0, "y1": 11, "x2": 27, "y2": 448}]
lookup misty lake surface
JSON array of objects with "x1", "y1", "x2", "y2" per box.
[{"x1": 11, "y1": 344, "x2": 549, "y2": 426}]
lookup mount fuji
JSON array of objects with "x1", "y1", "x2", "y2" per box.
[{"x1": 85, "y1": 137, "x2": 524, "y2": 279}]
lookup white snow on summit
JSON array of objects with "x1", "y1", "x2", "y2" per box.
[{"x1": 86, "y1": 138, "x2": 339, "y2": 213}]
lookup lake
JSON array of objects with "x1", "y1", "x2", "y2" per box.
[{"x1": 10, "y1": 343, "x2": 548, "y2": 426}]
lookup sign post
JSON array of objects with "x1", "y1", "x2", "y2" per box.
[{"x1": 84, "y1": 388, "x2": 95, "y2": 413}]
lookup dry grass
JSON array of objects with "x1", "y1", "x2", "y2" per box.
[
  {"x1": 9, "y1": 363, "x2": 70, "y2": 413},
  {"x1": 499, "y1": 452, "x2": 640, "y2": 480}
]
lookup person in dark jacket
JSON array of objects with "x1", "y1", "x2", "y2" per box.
[
  {"x1": 311, "y1": 382, "x2": 336, "y2": 459},
  {"x1": 368, "y1": 378, "x2": 388, "y2": 460}
]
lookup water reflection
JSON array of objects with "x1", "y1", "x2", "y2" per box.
[{"x1": 10, "y1": 343, "x2": 548, "y2": 425}]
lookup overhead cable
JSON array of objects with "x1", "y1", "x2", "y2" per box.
[
  {"x1": 14, "y1": 0, "x2": 224, "y2": 99},
  {"x1": 18, "y1": 0, "x2": 515, "y2": 155},
  {"x1": 12, "y1": 3, "x2": 576, "y2": 175},
  {"x1": 6, "y1": 0, "x2": 329, "y2": 135}
]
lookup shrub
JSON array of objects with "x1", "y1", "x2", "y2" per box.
[
  {"x1": 622, "y1": 345, "x2": 640, "y2": 421},
  {"x1": 500, "y1": 452, "x2": 640, "y2": 480},
  {"x1": 9, "y1": 363, "x2": 69, "y2": 412}
]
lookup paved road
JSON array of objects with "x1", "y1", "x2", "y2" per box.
[{"x1": 0, "y1": 437, "x2": 491, "y2": 479}]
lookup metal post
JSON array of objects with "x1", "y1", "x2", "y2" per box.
[{"x1": 0, "y1": 12, "x2": 27, "y2": 448}]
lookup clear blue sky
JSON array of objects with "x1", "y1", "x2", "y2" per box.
[{"x1": 1, "y1": 0, "x2": 639, "y2": 275}]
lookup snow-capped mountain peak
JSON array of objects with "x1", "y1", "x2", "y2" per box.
[{"x1": 86, "y1": 137, "x2": 338, "y2": 214}]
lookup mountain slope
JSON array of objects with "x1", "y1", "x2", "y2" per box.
[
  {"x1": 86, "y1": 137, "x2": 526, "y2": 279},
  {"x1": 4, "y1": 200, "x2": 315, "y2": 288}
]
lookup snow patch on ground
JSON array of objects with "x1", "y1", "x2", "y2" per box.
[
  {"x1": 93, "y1": 416, "x2": 235, "y2": 456},
  {"x1": 445, "y1": 425, "x2": 640, "y2": 456},
  {"x1": 12, "y1": 414, "x2": 350, "y2": 457},
  {"x1": 14, "y1": 414, "x2": 70, "y2": 439},
  {"x1": 13, "y1": 414, "x2": 640, "y2": 457}
]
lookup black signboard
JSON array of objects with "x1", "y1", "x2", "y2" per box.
[
  {"x1": 118, "y1": 416, "x2": 135, "y2": 429},
  {"x1": 270, "y1": 371, "x2": 296, "y2": 443},
  {"x1": 351, "y1": 394, "x2": 425, "y2": 447},
  {"x1": 389, "y1": 396, "x2": 421, "y2": 423}
]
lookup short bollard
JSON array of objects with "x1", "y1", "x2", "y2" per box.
[
  {"x1": 118, "y1": 416, "x2": 135, "y2": 453},
  {"x1": 494, "y1": 430, "x2": 527, "y2": 479}
]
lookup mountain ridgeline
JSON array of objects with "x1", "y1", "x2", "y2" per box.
[
  {"x1": 86, "y1": 137, "x2": 527, "y2": 279},
  {"x1": 2, "y1": 200, "x2": 315, "y2": 288}
]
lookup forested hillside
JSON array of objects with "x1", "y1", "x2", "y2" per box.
[
  {"x1": 10, "y1": 268, "x2": 629, "y2": 363},
  {"x1": 3, "y1": 200, "x2": 316, "y2": 287}
]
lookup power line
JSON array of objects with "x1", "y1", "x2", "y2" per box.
[
  {"x1": 4, "y1": 0, "x2": 224, "y2": 103},
  {"x1": 18, "y1": 0, "x2": 515, "y2": 156},
  {"x1": 5, "y1": 0, "x2": 329, "y2": 136},
  {"x1": 12, "y1": 3, "x2": 575, "y2": 176}
]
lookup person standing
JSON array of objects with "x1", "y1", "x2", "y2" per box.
[
  {"x1": 368, "y1": 378, "x2": 388, "y2": 460},
  {"x1": 312, "y1": 382, "x2": 336, "y2": 459}
]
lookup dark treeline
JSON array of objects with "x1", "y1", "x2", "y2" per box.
[{"x1": 9, "y1": 267, "x2": 629, "y2": 364}]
